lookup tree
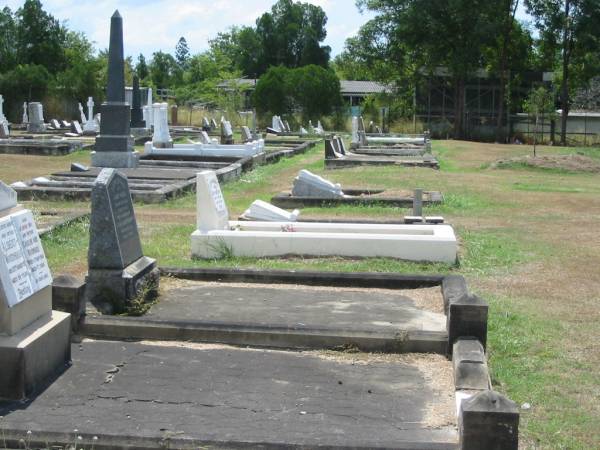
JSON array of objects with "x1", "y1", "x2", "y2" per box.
[
  {"x1": 0, "y1": 7, "x2": 17, "y2": 72},
  {"x1": 356, "y1": 0, "x2": 499, "y2": 139},
  {"x1": 15, "y1": 0, "x2": 66, "y2": 74},
  {"x1": 253, "y1": 66, "x2": 292, "y2": 115},
  {"x1": 523, "y1": 86, "x2": 556, "y2": 154},
  {"x1": 253, "y1": 65, "x2": 342, "y2": 119},
  {"x1": 175, "y1": 37, "x2": 190, "y2": 69},
  {"x1": 136, "y1": 54, "x2": 149, "y2": 81},
  {"x1": 148, "y1": 51, "x2": 178, "y2": 89},
  {"x1": 525, "y1": 0, "x2": 600, "y2": 145},
  {"x1": 289, "y1": 65, "x2": 342, "y2": 120}
]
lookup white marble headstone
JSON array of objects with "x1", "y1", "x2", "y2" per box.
[
  {"x1": 291, "y1": 170, "x2": 345, "y2": 199},
  {"x1": 196, "y1": 171, "x2": 229, "y2": 232},
  {"x1": 0, "y1": 216, "x2": 34, "y2": 307},
  {"x1": 0, "y1": 181, "x2": 17, "y2": 212},
  {"x1": 243, "y1": 200, "x2": 299, "y2": 222}
]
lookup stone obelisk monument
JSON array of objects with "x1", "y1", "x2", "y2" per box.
[
  {"x1": 130, "y1": 75, "x2": 144, "y2": 129},
  {"x1": 91, "y1": 11, "x2": 138, "y2": 168}
]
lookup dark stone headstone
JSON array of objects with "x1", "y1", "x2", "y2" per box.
[
  {"x1": 92, "y1": 10, "x2": 138, "y2": 168},
  {"x1": 130, "y1": 75, "x2": 144, "y2": 128},
  {"x1": 88, "y1": 169, "x2": 143, "y2": 269},
  {"x1": 71, "y1": 162, "x2": 89, "y2": 172},
  {"x1": 459, "y1": 390, "x2": 519, "y2": 450},
  {"x1": 86, "y1": 168, "x2": 158, "y2": 313}
]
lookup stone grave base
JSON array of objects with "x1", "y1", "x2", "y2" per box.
[
  {"x1": 192, "y1": 222, "x2": 457, "y2": 262},
  {"x1": 0, "y1": 139, "x2": 83, "y2": 156},
  {"x1": 0, "y1": 311, "x2": 71, "y2": 401},
  {"x1": 326, "y1": 155, "x2": 440, "y2": 170},
  {"x1": 86, "y1": 256, "x2": 159, "y2": 314},
  {"x1": 91, "y1": 150, "x2": 139, "y2": 168},
  {"x1": 1, "y1": 286, "x2": 52, "y2": 336},
  {"x1": 272, "y1": 188, "x2": 443, "y2": 208},
  {"x1": 352, "y1": 146, "x2": 427, "y2": 157},
  {"x1": 0, "y1": 339, "x2": 459, "y2": 449}
]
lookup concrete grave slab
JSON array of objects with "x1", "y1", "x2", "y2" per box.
[{"x1": 0, "y1": 339, "x2": 458, "y2": 449}]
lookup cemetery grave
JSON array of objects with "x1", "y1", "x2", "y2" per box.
[
  {"x1": 0, "y1": 168, "x2": 517, "y2": 449},
  {"x1": 271, "y1": 169, "x2": 444, "y2": 209},
  {"x1": 190, "y1": 171, "x2": 457, "y2": 261},
  {"x1": 326, "y1": 136, "x2": 440, "y2": 170}
]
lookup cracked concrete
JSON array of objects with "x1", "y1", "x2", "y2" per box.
[{"x1": 0, "y1": 339, "x2": 457, "y2": 449}]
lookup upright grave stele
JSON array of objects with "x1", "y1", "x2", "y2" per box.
[
  {"x1": 86, "y1": 169, "x2": 159, "y2": 313},
  {"x1": 0, "y1": 181, "x2": 71, "y2": 401},
  {"x1": 91, "y1": 11, "x2": 138, "y2": 168}
]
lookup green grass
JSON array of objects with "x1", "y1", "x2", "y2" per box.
[
  {"x1": 41, "y1": 216, "x2": 90, "y2": 272},
  {"x1": 512, "y1": 182, "x2": 588, "y2": 193},
  {"x1": 486, "y1": 295, "x2": 599, "y2": 449}
]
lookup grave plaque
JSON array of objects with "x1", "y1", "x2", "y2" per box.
[
  {"x1": 11, "y1": 210, "x2": 52, "y2": 292},
  {"x1": 196, "y1": 171, "x2": 229, "y2": 232},
  {"x1": 88, "y1": 169, "x2": 143, "y2": 270},
  {"x1": 0, "y1": 216, "x2": 34, "y2": 307}
]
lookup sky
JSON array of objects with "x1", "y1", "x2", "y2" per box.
[{"x1": 5, "y1": 0, "x2": 533, "y2": 59}]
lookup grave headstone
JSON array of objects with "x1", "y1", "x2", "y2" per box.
[
  {"x1": 22, "y1": 102, "x2": 28, "y2": 124},
  {"x1": 71, "y1": 120, "x2": 83, "y2": 135},
  {"x1": 27, "y1": 103, "x2": 46, "y2": 133},
  {"x1": 199, "y1": 131, "x2": 212, "y2": 145},
  {"x1": 86, "y1": 168, "x2": 159, "y2": 312},
  {"x1": 299, "y1": 126, "x2": 308, "y2": 136},
  {"x1": 151, "y1": 102, "x2": 173, "y2": 148},
  {"x1": 284, "y1": 120, "x2": 291, "y2": 133},
  {"x1": 91, "y1": 11, "x2": 138, "y2": 168},
  {"x1": 170, "y1": 105, "x2": 178, "y2": 126},
  {"x1": 220, "y1": 120, "x2": 234, "y2": 145},
  {"x1": 83, "y1": 97, "x2": 98, "y2": 134},
  {"x1": 142, "y1": 87, "x2": 153, "y2": 129},
  {"x1": 0, "y1": 180, "x2": 70, "y2": 400},
  {"x1": 291, "y1": 170, "x2": 345, "y2": 199},
  {"x1": 0, "y1": 95, "x2": 7, "y2": 126},
  {"x1": 0, "y1": 122, "x2": 9, "y2": 138},
  {"x1": 78, "y1": 103, "x2": 87, "y2": 124},
  {"x1": 210, "y1": 118, "x2": 218, "y2": 129},
  {"x1": 243, "y1": 200, "x2": 299, "y2": 222},
  {"x1": 130, "y1": 75, "x2": 145, "y2": 128},
  {"x1": 271, "y1": 116, "x2": 282, "y2": 133},
  {"x1": 51, "y1": 119, "x2": 61, "y2": 130},
  {"x1": 61, "y1": 120, "x2": 70, "y2": 128},
  {"x1": 196, "y1": 171, "x2": 229, "y2": 232},
  {"x1": 202, "y1": 117, "x2": 210, "y2": 131},
  {"x1": 241, "y1": 126, "x2": 253, "y2": 143}
]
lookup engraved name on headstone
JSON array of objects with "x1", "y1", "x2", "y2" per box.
[
  {"x1": 11, "y1": 210, "x2": 52, "y2": 291},
  {"x1": 0, "y1": 216, "x2": 34, "y2": 307},
  {"x1": 88, "y1": 169, "x2": 143, "y2": 270}
]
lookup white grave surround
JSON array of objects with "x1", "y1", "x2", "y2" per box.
[
  {"x1": 191, "y1": 171, "x2": 458, "y2": 262},
  {"x1": 0, "y1": 184, "x2": 70, "y2": 400},
  {"x1": 242, "y1": 200, "x2": 300, "y2": 222},
  {"x1": 144, "y1": 135, "x2": 265, "y2": 158}
]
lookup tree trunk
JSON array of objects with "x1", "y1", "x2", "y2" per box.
[
  {"x1": 496, "y1": 0, "x2": 519, "y2": 143},
  {"x1": 453, "y1": 77, "x2": 466, "y2": 139},
  {"x1": 560, "y1": 0, "x2": 571, "y2": 146}
]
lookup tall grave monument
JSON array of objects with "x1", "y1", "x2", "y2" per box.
[
  {"x1": 0, "y1": 181, "x2": 71, "y2": 400},
  {"x1": 91, "y1": 11, "x2": 138, "y2": 168},
  {"x1": 130, "y1": 75, "x2": 145, "y2": 129},
  {"x1": 86, "y1": 169, "x2": 159, "y2": 313}
]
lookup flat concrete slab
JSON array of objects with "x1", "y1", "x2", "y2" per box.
[
  {"x1": 0, "y1": 339, "x2": 458, "y2": 449},
  {"x1": 83, "y1": 281, "x2": 448, "y2": 353}
]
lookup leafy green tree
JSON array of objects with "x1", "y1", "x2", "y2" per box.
[
  {"x1": 136, "y1": 54, "x2": 149, "y2": 81},
  {"x1": 525, "y1": 0, "x2": 600, "y2": 145},
  {"x1": 51, "y1": 31, "x2": 103, "y2": 102},
  {"x1": 289, "y1": 65, "x2": 342, "y2": 120},
  {"x1": 253, "y1": 66, "x2": 292, "y2": 115},
  {"x1": 523, "y1": 86, "x2": 556, "y2": 153},
  {"x1": 149, "y1": 51, "x2": 178, "y2": 89},
  {"x1": 356, "y1": 0, "x2": 499, "y2": 138},
  {"x1": 175, "y1": 37, "x2": 190, "y2": 69},
  {"x1": 15, "y1": 0, "x2": 66, "y2": 74},
  {"x1": 0, "y1": 7, "x2": 17, "y2": 72}
]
